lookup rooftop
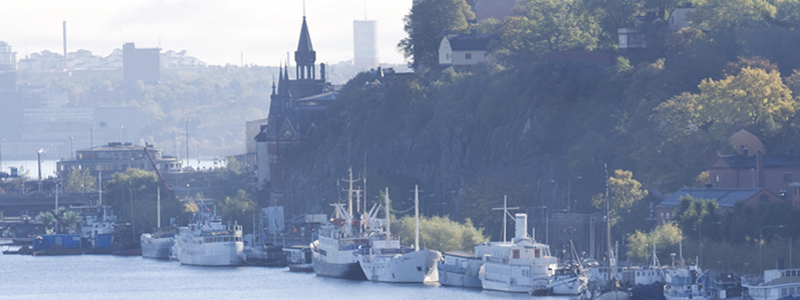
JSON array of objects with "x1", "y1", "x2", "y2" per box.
[{"x1": 657, "y1": 188, "x2": 770, "y2": 208}]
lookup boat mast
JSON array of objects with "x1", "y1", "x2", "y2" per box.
[
  {"x1": 157, "y1": 186, "x2": 161, "y2": 228},
  {"x1": 414, "y1": 185, "x2": 420, "y2": 251},
  {"x1": 605, "y1": 163, "x2": 613, "y2": 283},
  {"x1": 385, "y1": 187, "x2": 390, "y2": 237},
  {"x1": 492, "y1": 195, "x2": 519, "y2": 243}
]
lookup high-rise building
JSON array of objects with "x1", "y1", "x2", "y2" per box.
[
  {"x1": 123, "y1": 43, "x2": 160, "y2": 84},
  {"x1": 353, "y1": 20, "x2": 379, "y2": 70},
  {"x1": 0, "y1": 41, "x2": 16, "y2": 92}
]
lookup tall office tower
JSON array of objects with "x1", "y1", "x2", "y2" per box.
[{"x1": 353, "y1": 20, "x2": 379, "y2": 70}]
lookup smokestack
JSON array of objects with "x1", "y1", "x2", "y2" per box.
[
  {"x1": 63, "y1": 21, "x2": 67, "y2": 71},
  {"x1": 514, "y1": 213, "x2": 528, "y2": 241}
]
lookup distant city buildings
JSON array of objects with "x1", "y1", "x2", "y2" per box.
[
  {"x1": 56, "y1": 142, "x2": 182, "y2": 179},
  {"x1": 0, "y1": 41, "x2": 16, "y2": 92},
  {"x1": 123, "y1": 43, "x2": 160, "y2": 84},
  {"x1": 353, "y1": 20, "x2": 379, "y2": 70}
]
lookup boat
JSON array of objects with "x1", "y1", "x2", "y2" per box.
[
  {"x1": 283, "y1": 245, "x2": 313, "y2": 272},
  {"x1": 742, "y1": 267, "x2": 800, "y2": 300},
  {"x1": 663, "y1": 266, "x2": 715, "y2": 300},
  {"x1": 438, "y1": 251, "x2": 484, "y2": 288},
  {"x1": 141, "y1": 187, "x2": 177, "y2": 259},
  {"x1": 477, "y1": 210, "x2": 558, "y2": 293},
  {"x1": 175, "y1": 207, "x2": 244, "y2": 266},
  {"x1": 140, "y1": 226, "x2": 178, "y2": 259},
  {"x1": 544, "y1": 241, "x2": 589, "y2": 295},
  {"x1": 311, "y1": 169, "x2": 370, "y2": 279},
  {"x1": 629, "y1": 245, "x2": 666, "y2": 300},
  {"x1": 357, "y1": 187, "x2": 443, "y2": 283}
]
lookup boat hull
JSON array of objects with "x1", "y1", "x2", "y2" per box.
[
  {"x1": 438, "y1": 256, "x2": 483, "y2": 289},
  {"x1": 358, "y1": 249, "x2": 442, "y2": 283},
  {"x1": 140, "y1": 235, "x2": 173, "y2": 259},
  {"x1": 313, "y1": 258, "x2": 366, "y2": 279},
  {"x1": 595, "y1": 290, "x2": 633, "y2": 300},
  {"x1": 178, "y1": 241, "x2": 243, "y2": 266},
  {"x1": 550, "y1": 275, "x2": 589, "y2": 295}
]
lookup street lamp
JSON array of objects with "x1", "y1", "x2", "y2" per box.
[
  {"x1": 698, "y1": 221, "x2": 721, "y2": 269},
  {"x1": 760, "y1": 225, "x2": 785, "y2": 271},
  {"x1": 567, "y1": 176, "x2": 582, "y2": 213},
  {"x1": 546, "y1": 208, "x2": 567, "y2": 245}
]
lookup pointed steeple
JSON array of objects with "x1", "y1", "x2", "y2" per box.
[{"x1": 295, "y1": 17, "x2": 316, "y2": 80}]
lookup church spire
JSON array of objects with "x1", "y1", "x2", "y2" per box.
[{"x1": 295, "y1": 16, "x2": 316, "y2": 80}]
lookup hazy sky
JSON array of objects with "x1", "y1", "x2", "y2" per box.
[{"x1": 3, "y1": 0, "x2": 412, "y2": 66}]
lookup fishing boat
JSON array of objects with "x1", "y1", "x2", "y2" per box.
[
  {"x1": 742, "y1": 267, "x2": 800, "y2": 300},
  {"x1": 311, "y1": 169, "x2": 369, "y2": 279},
  {"x1": 628, "y1": 246, "x2": 666, "y2": 300},
  {"x1": 478, "y1": 209, "x2": 558, "y2": 293},
  {"x1": 175, "y1": 207, "x2": 244, "y2": 266},
  {"x1": 141, "y1": 187, "x2": 177, "y2": 259},
  {"x1": 663, "y1": 266, "x2": 715, "y2": 300},
  {"x1": 547, "y1": 260, "x2": 589, "y2": 295},
  {"x1": 357, "y1": 187, "x2": 442, "y2": 283},
  {"x1": 283, "y1": 245, "x2": 313, "y2": 272}
]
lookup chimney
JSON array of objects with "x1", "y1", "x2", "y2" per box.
[
  {"x1": 514, "y1": 213, "x2": 528, "y2": 241},
  {"x1": 756, "y1": 149, "x2": 764, "y2": 187}
]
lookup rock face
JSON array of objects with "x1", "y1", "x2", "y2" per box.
[{"x1": 278, "y1": 64, "x2": 607, "y2": 219}]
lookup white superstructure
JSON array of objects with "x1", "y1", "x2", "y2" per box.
[
  {"x1": 743, "y1": 268, "x2": 800, "y2": 300},
  {"x1": 478, "y1": 213, "x2": 558, "y2": 293},
  {"x1": 175, "y1": 212, "x2": 244, "y2": 266},
  {"x1": 663, "y1": 266, "x2": 715, "y2": 300},
  {"x1": 358, "y1": 187, "x2": 442, "y2": 283},
  {"x1": 141, "y1": 226, "x2": 178, "y2": 259}
]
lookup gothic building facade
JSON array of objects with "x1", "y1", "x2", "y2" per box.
[{"x1": 256, "y1": 16, "x2": 336, "y2": 207}]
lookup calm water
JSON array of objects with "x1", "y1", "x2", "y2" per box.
[{"x1": 0, "y1": 252, "x2": 569, "y2": 300}]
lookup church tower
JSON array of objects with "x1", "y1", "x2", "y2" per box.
[{"x1": 295, "y1": 17, "x2": 316, "y2": 80}]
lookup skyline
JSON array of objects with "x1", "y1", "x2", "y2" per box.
[{"x1": 3, "y1": 0, "x2": 412, "y2": 67}]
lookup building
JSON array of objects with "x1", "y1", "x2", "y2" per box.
[
  {"x1": 353, "y1": 20, "x2": 379, "y2": 70},
  {"x1": 668, "y1": 6, "x2": 695, "y2": 31},
  {"x1": 439, "y1": 32, "x2": 494, "y2": 66},
  {"x1": 655, "y1": 188, "x2": 782, "y2": 223},
  {"x1": 258, "y1": 16, "x2": 336, "y2": 208},
  {"x1": 56, "y1": 142, "x2": 182, "y2": 179},
  {"x1": 0, "y1": 41, "x2": 16, "y2": 92},
  {"x1": 123, "y1": 43, "x2": 160, "y2": 84}
]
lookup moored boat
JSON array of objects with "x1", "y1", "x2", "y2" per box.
[
  {"x1": 175, "y1": 209, "x2": 244, "y2": 266},
  {"x1": 742, "y1": 268, "x2": 800, "y2": 300}
]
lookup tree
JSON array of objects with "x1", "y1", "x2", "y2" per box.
[
  {"x1": 626, "y1": 223, "x2": 681, "y2": 262},
  {"x1": 592, "y1": 169, "x2": 648, "y2": 226},
  {"x1": 218, "y1": 189, "x2": 258, "y2": 231},
  {"x1": 103, "y1": 168, "x2": 181, "y2": 231},
  {"x1": 581, "y1": 0, "x2": 642, "y2": 46},
  {"x1": 500, "y1": 0, "x2": 599, "y2": 61},
  {"x1": 65, "y1": 169, "x2": 97, "y2": 192},
  {"x1": 393, "y1": 215, "x2": 488, "y2": 252},
  {"x1": 672, "y1": 196, "x2": 720, "y2": 238},
  {"x1": 691, "y1": 0, "x2": 776, "y2": 32},
  {"x1": 399, "y1": 0, "x2": 474, "y2": 70}
]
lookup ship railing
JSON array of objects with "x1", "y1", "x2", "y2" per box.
[{"x1": 741, "y1": 274, "x2": 765, "y2": 286}]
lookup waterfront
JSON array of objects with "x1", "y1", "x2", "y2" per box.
[{"x1": 0, "y1": 253, "x2": 563, "y2": 300}]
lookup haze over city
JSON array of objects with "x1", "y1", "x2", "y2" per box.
[{"x1": 3, "y1": 0, "x2": 412, "y2": 66}]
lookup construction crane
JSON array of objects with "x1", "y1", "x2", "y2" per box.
[{"x1": 143, "y1": 146, "x2": 173, "y2": 200}]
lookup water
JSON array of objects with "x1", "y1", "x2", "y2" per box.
[
  {"x1": 0, "y1": 253, "x2": 561, "y2": 300},
  {"x1": 0, "y1": 160, "x2": 224, "y2": 179}
]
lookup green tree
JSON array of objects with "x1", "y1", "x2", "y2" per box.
[
  {"x1": 691, "y1": 0, "x2": 776, "y2": 32},
  {"x1": 218, "y1": 189, "x2": 258, "y2": 231},
  {"x1": 672, "y1": 196, "x2": 720, "y2": 238},
  {"x1": 592, "y1": 169, "x2": 648, "y2": 226},
  {"x1": 393, "y1": 215, "x2": 488, "y2": 252},
  {"x1": 399, "y1": 0, "x2": 475, "y2": 70},
  {"x1": 65, "y1": 169, "x2": 97, "y2": 192},
  {"x1": 103, "y1": 168, "x2": 181, "y2": 231},
  {"x1": 501, "y1": 0, "x2": 599, "y2": 61},
  {"x1": 581, "y1": 0, "x2": 642, "y2": 46},
  {"x1": 626, "y1": 223, "x2": 681, "y2": 262}
]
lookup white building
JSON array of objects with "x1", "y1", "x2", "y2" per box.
[
  {"x1": 439, "y1": 32, "x2": 494, "y2": 66},
  {"x1": 668, "y1": 7, "x2": 695, "y2": 31}
]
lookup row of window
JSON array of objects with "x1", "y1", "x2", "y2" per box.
[{"x1": 713, "y1": 172, "x2": 795, "y2": 183}]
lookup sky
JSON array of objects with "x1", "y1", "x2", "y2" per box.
[{"x1": 2, "y1": 0, "x2": 413, "y2": 66}]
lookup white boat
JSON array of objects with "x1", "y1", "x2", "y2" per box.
[
  {"x1": 175, "y1": 211, "x2": 244, "y2": 266},
  {"x1": 438, "y1": 251, "x2": 484, "y2": 288},
  {"x1": 742, "y1": 268, "x2": 800, "y2": 300},
  {"x1": 478, "y1": 212, "x2": 558, "y2": 293},
  {"x1": 283, "y1": 245, "x2": 313, "y2": 272},
  {"x1": 548, "y1": 262, "x2": 589, "y2": 295},
  {"x1": 664, "y1": 266, "x2": 715, "y2": 300},
  {"x1": 140, "y1": 226, "x2": 178, "y2": 259},
  {"x1": 357, "y1": 187, "x2": 442, "y2": 283}
]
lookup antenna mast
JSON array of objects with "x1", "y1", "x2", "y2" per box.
[{"x1": 492, "y1": 195, "x2": 519, "y2": 243}]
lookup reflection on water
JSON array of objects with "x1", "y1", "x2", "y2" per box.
[{"x1": 0, "y1": 254, "x2": 573, "y2": 300}]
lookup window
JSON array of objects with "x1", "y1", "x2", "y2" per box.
[
  {"x1": 466, "y1": 53, "x2": 472, "y2": 59},
  {"x1": 715, "y1": 174, "x2": 720, "y2": 183},
  {"x1": 512, "y1": 249, "x2": 520, "y2": 259}
]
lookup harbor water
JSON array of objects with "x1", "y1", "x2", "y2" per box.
[{"x1": 0, "y1": 252, "x2": 570, "y2": 300}]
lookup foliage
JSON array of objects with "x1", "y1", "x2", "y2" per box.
[
  {"x1": 399, "y1": 0, "x2": 474, "y2": 70},
  {"x1": 626, "y1": 223, "x2": 681, "y2": 262},
  {"x1": 581, "y1": 0, "x2": 642, "y2": 47},
  {"x1": 103, "y1": 168, "x2": 182, "y2": 230},
  {"x1": 672, "y1": 196, "x2": 721, "y2": 238},
  {"x1": 393, "y1": 215, "x2": 488, "y2": 252},
  {"x1": 65, "y1": 169, "x2": 97, "y2": 192},
  {"x1": 218, "y1": 189, "x2": 258, "y2": 231},
  {"x1": 591, "y1": 170, "x2": 648, "y2": 227},
  {"x1": 212, "y1": 157, "x2": 256, "y2": 204},
  {"x1": 36, "y1": 207, "x2": 82, "y2": 233}
]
